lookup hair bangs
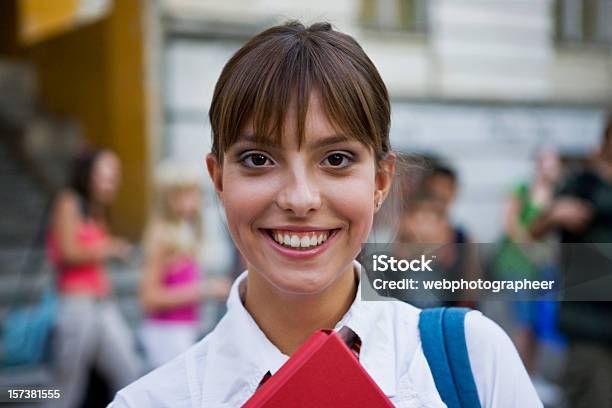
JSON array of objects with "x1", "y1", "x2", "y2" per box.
[{"x1": 209, "y1": 21, "x2": 390, "y2": 162}]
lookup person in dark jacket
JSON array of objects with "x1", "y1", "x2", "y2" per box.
[{"x1": 530, "y1": 114, "x2": 612, "y2": 408}]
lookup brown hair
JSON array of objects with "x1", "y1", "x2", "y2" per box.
[{"x1": 209, "y1": 21, "x2": 391, "y2": 163}]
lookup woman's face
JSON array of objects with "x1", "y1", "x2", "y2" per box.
[
  {"x1": 91, "y1": 151, "x2": 121, "y2": 205},
  {"x1": 207, "y1": 93, "x2": 394, "y2": 295}
]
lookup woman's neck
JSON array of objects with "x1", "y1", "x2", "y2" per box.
[{"x1": 243, "y1": 264, "x2": 357, "y2": 356}]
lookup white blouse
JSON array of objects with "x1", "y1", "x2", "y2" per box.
[{"x1": 110, "y1": 263, "x2": 541, "y2": 407}]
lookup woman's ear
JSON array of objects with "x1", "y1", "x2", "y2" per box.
[
  {"x1": 206, "y1": 153, "x2": 223, "y2": 196},
  {"x1": 375, "y1": 152, "x2": 396, "y2": 209}
]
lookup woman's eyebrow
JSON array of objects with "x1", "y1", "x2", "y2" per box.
[{"x1": 307, "y1": 134, "x2": 352, "y2": 149}]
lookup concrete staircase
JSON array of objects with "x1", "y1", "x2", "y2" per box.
[{"x1": 0, "y1": 142, "x2": 49, "y2": 249}]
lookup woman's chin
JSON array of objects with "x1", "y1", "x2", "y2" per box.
[{"x1": 265, "y1": 270, "x2": 337, "y2": 296}]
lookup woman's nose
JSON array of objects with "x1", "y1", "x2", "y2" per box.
[{"x1": 276, "y1": 164, "x2": 322, "y2": 217}]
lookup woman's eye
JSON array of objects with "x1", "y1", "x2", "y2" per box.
[
  {"x1": 241, "y1": 152, "x2": 274, "y2": 168},
  {"x1": 322, "y1": 152, "x2": 353, "y2": 168}
]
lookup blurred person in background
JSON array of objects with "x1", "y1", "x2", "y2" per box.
[
  {"x1": 46, "y1": 148, "x2": 142, "y2": 408},
  {"x1": 139, "y1": 162, "x2": 230, "y2": 369},
  {"x1": 424, "y1": 163, "x2": 460, "y2": 218},
  {"x1": 395, "y1": 192, "x2": 452, "y2": 307},
  {"x1": 397, "y1": 192, "x2": 448, "y2": 247},
  {"x1": 395, "y1": 188, "x2": 479, "y2": 307},
  {"x1": 496, "y1": 148, "x2": 564, "y2": 405},
  {"x1": 531, "y1": 115, "x2": 612, "y2": 408},
  {"x1": 423, "y1": 163, "x2": 480, "y2": 306}
]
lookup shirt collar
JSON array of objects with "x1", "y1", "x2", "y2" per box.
[{"x1": 200, "y1": 261, "x2": 398, "y2": 406}]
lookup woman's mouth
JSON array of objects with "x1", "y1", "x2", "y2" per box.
[
  {"x1": 260, "y1": 228, "x2": 340, "y2": 258},
  {"x1": 268, "y1": 229, "x2": 333, "y2": 249}
]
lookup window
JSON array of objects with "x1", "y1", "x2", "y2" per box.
[
  {"x1": 360, "y1": 0, "x2": 428, "y2": 33},
  {"x1": 555, "y1": 0, "x2": 612, "y2": 46}
]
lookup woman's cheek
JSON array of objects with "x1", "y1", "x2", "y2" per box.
[
  {"x1": 221, "y1": 174, "x2": 276, "y2": 235},
  {"x1": 324, "y1": 176, "x2": 375, "y2": 239}
]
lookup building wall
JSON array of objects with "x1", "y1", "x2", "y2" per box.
[{"x1": 27, "y1": 0, "x2": 151, "y2": 239}]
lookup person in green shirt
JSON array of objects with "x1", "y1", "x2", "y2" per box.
[{"x1": 500, "y1": 148, "x2": 562, "y2": 370}]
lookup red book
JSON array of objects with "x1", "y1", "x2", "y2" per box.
[{"x1": 242, "y1": 329, "x2": 394, "y2": 407}]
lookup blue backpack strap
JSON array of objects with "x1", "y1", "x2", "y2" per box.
[
  {"x1": 443, "y1": 308, "x2": 481, "y2": 408},
  {"x1": 418, "y1": 307, "x2": 481, "y2": 408},
  {"x1": 419, "y1": 307, "x2": 461, "y2": 408}
]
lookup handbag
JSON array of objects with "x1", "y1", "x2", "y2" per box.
[
  {"x1": 1, "y1": 287, "x2": 57, "y2": 366},
  {"x1": 0, "y1": 201, "x2": 57, "y2": 367},
  {"x1": 419, "y1": 307, "x2": 482, "y2": 408}
]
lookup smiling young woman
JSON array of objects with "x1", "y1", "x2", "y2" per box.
[
  {"x1": 210, "y1": 89, "x2": 394, "y2": 356},
  {"x1": 110, "y1": 21, "x2": 541, "y2": 407}
]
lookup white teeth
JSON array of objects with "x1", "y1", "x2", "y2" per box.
[
  {"x1": 290, "y1": 235, "x2": 300, "y2": 247},
  {"x1": 270, "y1": 230, "x2": 332, "y2": 248}
]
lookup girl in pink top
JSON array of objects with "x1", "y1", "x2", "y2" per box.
[
  {"x1": 139, "y1": 162, "x2": 229, "y2": 368},
  {"x1": 47, "y1": 148, "x2": 141, "y2": 408},
  {"x1": 47, "y1": 216, "x2": 111, "y2": 297}
]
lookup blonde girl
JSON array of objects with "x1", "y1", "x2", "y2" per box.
[{"x1": 139, "y1": 162, "x2": 228, "y2": 368}]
